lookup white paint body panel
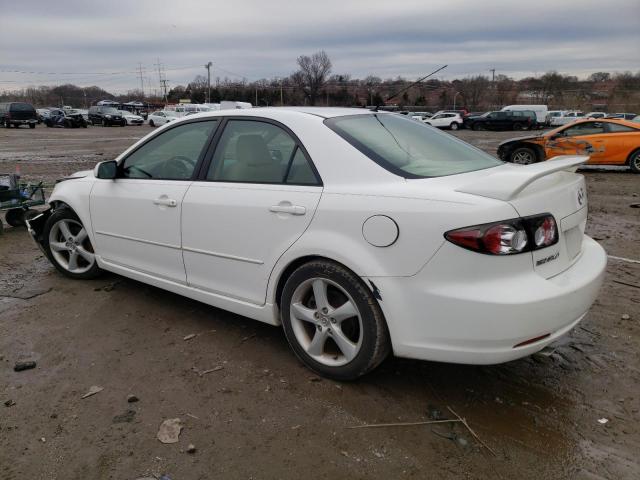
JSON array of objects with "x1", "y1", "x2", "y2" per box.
[{"x1": 47, "y1": 107, "x2": 606, "y2": 365}]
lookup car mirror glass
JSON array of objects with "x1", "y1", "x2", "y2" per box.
[{"x1": 96, "y1": 160, "x2": 118, "y2": 179}]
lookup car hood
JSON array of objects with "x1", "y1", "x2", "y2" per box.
[{"x1": 498, "y1": 133, "x2": 545, "y2": 147}]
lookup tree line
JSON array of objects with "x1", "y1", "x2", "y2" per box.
[{"x1": 2, "y1": 51, "x2": 639, "y2": 112}]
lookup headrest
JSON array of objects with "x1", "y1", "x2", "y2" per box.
[{"x1": 236, "y1": 134, "x2": 272, "y2": 167}]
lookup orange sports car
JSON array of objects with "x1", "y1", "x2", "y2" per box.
[{"x1": 497, "y1": 118, "x2": 640, "y2": 173}]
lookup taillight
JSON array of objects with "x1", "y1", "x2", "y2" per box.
[{"x1": 445, "y1": 214, "x2": 558, "y2": 255}]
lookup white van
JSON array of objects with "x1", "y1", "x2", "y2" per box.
[
  {"x1": 501, "y1": 105, "x2": 548, "y2": 124},
  {"x1": 220, "y1": 101, "x2": 252, "y2": 110}
]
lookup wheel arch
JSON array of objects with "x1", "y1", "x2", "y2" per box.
[
  {"x1": 626, "y1": 147, "x2": 640, "y2": 166},
  {"x1": 507, "y1": 141, "x2": 545, "y2": 162},
  {"x1": 272, "y1": 255, "x2": 377, "y2": 309},
  {"x1": 48, "y1": 181, "x2": 96, "y2": 244}
]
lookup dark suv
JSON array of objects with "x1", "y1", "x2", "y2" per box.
[
  {"x1": 0, "y1": 102, "x2": 37, "y2": 128},
  {"x1": 88, "y1": 106, "x2": 126, "y2": 126},
  {"x1": 465, "y1": 110, "x2": 535, "y2": 131}
]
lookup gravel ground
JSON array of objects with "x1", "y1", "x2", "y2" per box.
[{"x1": 0, "y1": 123, "x2": 639, "y2": 479}]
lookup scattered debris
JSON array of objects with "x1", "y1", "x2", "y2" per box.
[
  {"x1": 184, "y1": 413, "x2": 199, "y2": 420},
  {"x1": 4, "y1": 399, "x2": 16, "y2": 407},
  {"x1": 308, "y1": 376, "x2": 322, "y2": 382},
  {"x1": 348, "y1": 419, "x2": 462, "y2": 429},
  {"x1": 447, "y1": 406, "x2": 497, "y2": 457},
  {"x1": 621, "y1": 314, "x2": 631, "y2": 320},
  {"x1": 127, "y1": 394, "x2": 139, "y2": 403},
  {"x1": 186, "y1": 443, "x2": 197, "y2": 454},
  {"x1": 374, "y1": 451, "x2": 384, "y2": 458},
  {"x1": 613, "y1": 280, "x2": 640, "y2": 290},
  {"x1": 427, "y1": 405, "x2": 443, "y2": 421},
  {"x1": 113, "y1": 409, "x2": 136, "y2": 424},
  {"x1": 240, "y1": 333, "x2": 256, "y2": 343},
  {"x1": 81, "y1": 386, "x2": 104, "y2": 399},
  {"x1": 183, "y1": 334, "x2": 196, "y2": 341},
  {"x1": 630, "y1": 203, "x2": 640, "y2": 209},
  {"x1": 199, "y1": 366, "x2": 224, "y2": 376},
  {"x1": 157, "y1": 418, "x2": 183, "y2": 444},
  {"x1": 40, "y1": 437, "x2": 46, "y2": 443},
  {"x1": 14, "y1": 360, "x2": 37, "y2": 372},
  {"x1": 598, "y1": 418, "x2": 609, "y2": 424}
]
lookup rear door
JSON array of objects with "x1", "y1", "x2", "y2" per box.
[
  {"x1": 602, "y1": 122, "x2": 640, "y2": 164},
  {"x1": 181, "y1": 117, "x2": 323, "y2": 305},
  {"x1": 90, "y1": 119, "x2": 219, "y2": 283}
]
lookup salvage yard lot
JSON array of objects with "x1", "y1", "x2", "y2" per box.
[{"x1": 1, "y1": 125, "x2": 639, "y2": 479}]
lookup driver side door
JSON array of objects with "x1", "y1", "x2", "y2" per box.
[{"x1": 90, "y1": 119, "x2": 219, "y2": 283}]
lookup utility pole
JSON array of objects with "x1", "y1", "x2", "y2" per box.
[
  {"x1": 255, "y1": 87, "x2": 258, "y2": 106},
  {"x1": 490, "y1": 68, "x2": 496, "y2": 109},
  {"x1": 205, "y1": 62, "x2": 212, "y2": 103},
  {"x1": 490, "y1": 68, "x2": 495, "y2": 82},
  {"x1": 137, "y1": 62, "x2": 145, "y2": 98},
  {"x1": 160, "y1": 79, "x2": 169, "y2": 106}
]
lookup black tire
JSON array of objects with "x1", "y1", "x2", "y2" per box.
[
  {"x1": 280, "y1": 260, "x2": 391, "y2": 381},
  {"x1": 629, "y1": 149, "x2": 640, "y2": 174},
  {"x1": 5, "y1": 208, "x2": 25, "y2": 227},
  {"x1": 42, "y1": 207, "x2": 103, "y2": 280},
  {"x1": 102, "y1": 119, "x2": 108, "y2": 127},
  {"x1": 510, "y1": 146, "x2": 538, "y2": 165},
  {"x1": 29, "y1": 123, "x2": 35, "y2": 129},
  {"x1": 471, "y1": 122, "x2": 482, "y2": 131},
  {"x1": 450, "y1": 122, "x2": 459, "y2": 131},
  {"x1": 45, "y1": 120, "x2": 52, "y2": 127},
  {"x1": 513, "y1": 123, "x2": 524, "y2": 131},
  {"x1": 149, "y1": 120, "x2": 155, "y2": 127},
  {"x1": 4, "y1": 120, "x2": 9, "y2": 128}
]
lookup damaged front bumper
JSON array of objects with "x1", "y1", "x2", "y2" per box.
[{"x1": 25, "y1": 208, "x2": 52, "y2": 252}]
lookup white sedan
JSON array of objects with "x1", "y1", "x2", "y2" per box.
[
  {"x1": 118, "y1": 110, "x2": 145, "y2": 126},
  {"x1": 148, "y1": 110, "x2": 178, "y2": 127},
  {"x1": 26, "y1": 108, "x2": 606, "y2": 380},
  {"x1": 423, "y1": 112, "x2": 464, "y2": 130}
]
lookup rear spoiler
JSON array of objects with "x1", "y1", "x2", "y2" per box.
[{"x1": 456, "y1": 155, "x2": 588, "y2": 201}]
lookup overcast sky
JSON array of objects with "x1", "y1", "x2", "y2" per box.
[{"x1": 1, "y1": 0, "x2": 639, "y2": 93}]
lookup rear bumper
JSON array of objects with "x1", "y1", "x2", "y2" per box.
[
  {"x1": 8, "y1": 119, "x2": 37, "y2": 125},
  {"x1": 368, "y1": 235, "x2": 607, "y2": 364}
]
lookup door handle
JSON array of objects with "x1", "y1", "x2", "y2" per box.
[
  {"x1": 269, "y1": 204, "x2": 306, "y2": 215},
  {"x1": 153, "y1": 197, "x2": 177, "y2": 207}
]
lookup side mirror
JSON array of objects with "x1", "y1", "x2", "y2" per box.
[{"x1": 95, "y1": 160, "x2": 118, "y2": 179}]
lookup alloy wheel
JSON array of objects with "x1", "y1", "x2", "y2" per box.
[
  {"x1": 289, "y1": 278, "x2": 363, "y2": 367},
  {"x1": 512, "y1": 150, "x2": 535, "y2": 165},
  {"x1": 48, "y1": 219, "x2": 96, "y2": 274}
]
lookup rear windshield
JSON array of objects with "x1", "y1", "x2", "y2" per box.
[
  {"x1": 11, "y1": 103, "x2": 35, "y2": 112},
  {"x1": 325, "y1": 113, "x2": 502, "y2": 178}
]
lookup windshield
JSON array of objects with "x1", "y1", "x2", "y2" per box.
[
  {"x1": 325, "y1": 114, "x2": 502, "y2": 178},
  {"x1": 102, "y1": 107, "x2": 119, "y2": 114},
  {"x1": 163, "y1": 111, "x2": 178, "y2": 117}
]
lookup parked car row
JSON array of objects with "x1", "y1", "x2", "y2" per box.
[
  {"x1": 0, "y1": 102, "x2": 37, "y2": 128},
  {"x1": 548, "y1": 110, "x2": 638, "y2": 126}
]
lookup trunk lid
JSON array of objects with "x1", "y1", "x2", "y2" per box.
[{"x1": 456, "y1": 156, "x2": 589, "y2": 278}]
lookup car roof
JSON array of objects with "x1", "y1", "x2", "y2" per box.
[
  {"x1": 170, "y1": 107, "x2": 382, "y2": 121},
  {"x1": 556, "y1": 118, "x2": 640, "y2": 129}
]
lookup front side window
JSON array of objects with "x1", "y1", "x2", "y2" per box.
[
  {"x1": 562, "y1": 122, "x2": 605, "y2": 137},
  {"x1": 207, "y1": 120, "x2": 318, "y2": 184},
  {"x1": 122, "y1": 120, "x2": 218, "y2": 180},
  {"x1": 325, "y1": 113, "x2": 502, "y2": 178}
]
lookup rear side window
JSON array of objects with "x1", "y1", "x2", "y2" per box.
[
  {"x1": 11, "y1": 103, "x2": 35, "y2": 112},
  {"x1": 207, "y1": 120, "x2": 320, "y2": 185},
  {"x1": 326, "y1": 114, "x2": 502, "y2": 178},
  {"x1": 607, "y1": 123, "x2": 636, "y2": 133}
]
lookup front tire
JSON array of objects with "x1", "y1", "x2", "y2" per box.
[
  {"x1": 450, "y1": 122, "x2": 459, "y2": 130},
  {"x1": 629, "y1": 149, "x2": 640, "y2": 174},
  {"x1": 510, "y1": 146, "x2": 538, "y2": 165},
  {"x1": 42, "y1": 208, "x2": 103, "y2": 279},
  {"x1": 149, "y1": 120, "x2": 155, "y2": 127},
  {"x1": 281, "y1": 260, "x2": 390, "y2": 380},
  {"x1": 5, "y1": 208, "x2": 25, "y2": 227}
]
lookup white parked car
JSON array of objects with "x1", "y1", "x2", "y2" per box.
[
  {"x1": 26, "y1": 108, "x2": 606, "y2": 380},
  {"x1": 148, "y1": 110, "x2": 178, "y2": 127},
  {"x1": 585, "y1": 112, "x2": 606, "y2": 119},
  {"x1": 550, "y1": 111, "x2": 585, "y2": 126},
  {"x1": 423, "y1": 112, "x2": 464, "y2": 130},
  {"x1": 118, "y1": 110, "x2": 144, "y2": 126}
]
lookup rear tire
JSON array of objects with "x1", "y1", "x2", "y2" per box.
[
  {"x1": 149, "y1": 120, "x2": 155, "y2": 127},
  {"x1": 450, "y1": 122, "x2": 459, "y2": 131},
  {"x1": 513, "y1": 123, "x2": 524, "y2": 131},
  {"x1": 29, "y1": 124, "x2": 35, "y2": 129},
  {"x1": 42, "y1": 208, "x2": 103, "y2": 280},
  {"x1": 280, "y1": 260, "x2": 391, "y2": 380},
  {"x1": 471, "y1": 122, "x2": 482, "y2": 131},
  {"x1": 510, "y1": 146, "x2": 538, "y2": 165},
  {"x1": 629, "y1": 149, "x2": 640, "y2": 174}
]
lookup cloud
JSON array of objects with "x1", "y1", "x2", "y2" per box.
[{"x1": 1, "y1": 0, "x2": 638, "y2": 92}]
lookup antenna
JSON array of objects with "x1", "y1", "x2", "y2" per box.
[{"x1": 375, "y1": 64, "x2": 448, "y2": 111}]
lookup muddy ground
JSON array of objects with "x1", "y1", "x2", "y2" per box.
[{"x1": 0, "y1": 124, "x2": 639, "y2": 479}]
